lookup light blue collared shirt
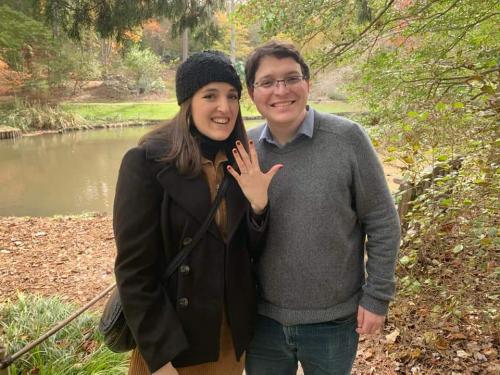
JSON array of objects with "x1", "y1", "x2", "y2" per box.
[{"x1": 258, "y1": 106, "x2": 314, "y2": 148}]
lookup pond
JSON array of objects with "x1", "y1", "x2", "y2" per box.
[{"x1": 0, "y1": 120, "x2": 265, "y2": 217}]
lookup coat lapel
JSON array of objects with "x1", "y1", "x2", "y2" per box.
[
  {"x1": 144, "y1": 140, "x2": 219, "y2": 239},
  {"x1": 145, "y1": 140, "x2": 247, "y2": 241},
  {"x1": 156, "y1": 166, "x2": 208, "y2": 221}
]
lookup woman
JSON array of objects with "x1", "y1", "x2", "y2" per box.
[{"x1": 113, "y1": 51, "x2": 282, "y2": 375}]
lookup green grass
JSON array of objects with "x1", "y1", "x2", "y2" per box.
[
  {"x1": 1, "y1": 294, "x2": 128, "y2": 374},
  {"x1": 61, "y1": 102, "x2": 180, "y2": 122},
  {"x1": 62, "y1": 100, "x2": 361, "y2": 122}
]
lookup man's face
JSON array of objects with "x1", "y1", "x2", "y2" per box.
[{"x1": 249, "y1": 56, "x2": 310, "y2": 131}]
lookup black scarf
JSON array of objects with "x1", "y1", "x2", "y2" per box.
[{"x1": 190, "y1": 125, "x2": 236, "y2": 163}]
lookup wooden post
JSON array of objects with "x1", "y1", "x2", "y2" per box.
[{"x1": 0, "y1": 126, "x2": 21, "y2": 140}]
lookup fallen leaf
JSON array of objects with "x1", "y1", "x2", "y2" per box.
[
  {"x1": 434, "y1": 337, "x2": 449, "y2": 350},
  {"x1": 410, "y1": 348, "x2": 422, "y2": 359},
  {"x1": 448, "y1": 333, "x2": 466, "y2": 340},
  {"x1": 474, "y1": 352, "x2": 487, "y2": 361},
  {"x1": 484, "y1": 347, "x2": 498, "y2": 357},
  {"x1": 385, "y1": 328, "x2": 400, "y2": 344}
]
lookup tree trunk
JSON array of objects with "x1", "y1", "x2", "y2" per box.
[
  {"x1": 181, "y1": 28, "x2": 189, "y2": 62},
  {"x1": 100, "y1": 38, "x2": 112, "y2": 76},
  {"x1": 229, "y1": 0, "x2": 236, "y2": 63}
]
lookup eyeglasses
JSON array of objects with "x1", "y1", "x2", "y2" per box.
[{"x1": 253, "y1": 76, "x2": 305, "y2": 89}]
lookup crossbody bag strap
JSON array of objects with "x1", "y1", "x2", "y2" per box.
[{"x1": 163, "y1": 174, "x2": 230, "y2": 279}]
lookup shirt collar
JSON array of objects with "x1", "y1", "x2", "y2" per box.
[{"x1": 259, "y1": 106, "x2": 314, "y2": 147}]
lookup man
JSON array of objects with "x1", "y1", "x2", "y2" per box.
[{"x1": 244, "y1": 41, "x2": 401, "y2": 375}]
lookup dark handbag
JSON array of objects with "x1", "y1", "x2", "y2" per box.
[{"x1": 99, "y1": 175, "x2": 230, "y2": 353}]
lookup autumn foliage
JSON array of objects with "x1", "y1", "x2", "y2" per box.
[{"x1": 0, "y1": 58, "x2": 25, "y2": 95}]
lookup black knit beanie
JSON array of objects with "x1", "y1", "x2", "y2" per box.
[{"x1": 175, "y1": 51, "x2": 242, "y2": 105}]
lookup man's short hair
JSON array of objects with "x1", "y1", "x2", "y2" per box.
[{"x1": 245, "y1": 41, "x2": 310, "y2": 89}]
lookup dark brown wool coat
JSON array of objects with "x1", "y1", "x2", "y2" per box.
[{"x1": 113, "y1": 141, "x2": 267, "y2": 373}]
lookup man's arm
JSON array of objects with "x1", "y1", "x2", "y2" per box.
[{"x1": 350, "y1": 123, "x2": 401, "y2": 321}]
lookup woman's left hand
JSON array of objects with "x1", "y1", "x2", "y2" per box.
[{"x1": 227, "y1": 140, "x2": 283, "y2": 214}]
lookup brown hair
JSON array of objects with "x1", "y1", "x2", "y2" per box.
[
  {"x1": 140, "y1": 98, "x2": 248, "y2": 177},
  {"x1": 245, "y1": 41, "x2": 310, "y2": 89}
]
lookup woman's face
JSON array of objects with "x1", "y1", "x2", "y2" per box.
[{"x1": 191, "y1": 82, "x2": 240, "y2": 141}]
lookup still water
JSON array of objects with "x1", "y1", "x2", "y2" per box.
[
  {"x1": 0, "y1": 121, "x2": 264, "y2": 217},
  {"x1": 0, "y1": 126, "x2": 150, "y2": 216}
]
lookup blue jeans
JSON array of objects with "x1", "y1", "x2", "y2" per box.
[{"x1": 245, "y1": 314, "x2": 359, "y2": 375}]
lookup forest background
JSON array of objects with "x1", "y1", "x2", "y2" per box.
[{"x1": 0, "y1": 0, "x2": 498, "y2": 374}]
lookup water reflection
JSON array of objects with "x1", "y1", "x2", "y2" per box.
[{"x1": 0, "y1": 127, "x2": 150, "y2": 216}]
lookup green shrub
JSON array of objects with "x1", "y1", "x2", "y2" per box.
[
  {"x1": 0, "y1": 294, "x2": 128, "y2": 374},
  {"x1": 149, "y1": 79, "x2": 167, "y2": 94},
  {"x1": 48, "y1": 39, "x2": 102, "y2": 90},
  {"x1": 1, "y1": 99, "x2": 86, "y2": 131},
  {"x1": 124, "y1": 46, "x2": 165, "y2": 94}
]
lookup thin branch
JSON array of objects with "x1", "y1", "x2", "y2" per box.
[
  {"x1": 317, "y1": 0, "x2": 396, "y2": 70},
  {"x1": 401, "y1": 67, "x2": 499, "y2": 85},
  {"x1": 437, "y1": 12, "x2": 500, "y2": 59}
]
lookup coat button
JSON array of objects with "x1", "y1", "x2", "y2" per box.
[
  {"x1": 182, "y1": 237, "x2": 193, "y2": 246},
  {"x1": 179, "y1": 264, "x2": 190, "y2": 275},
  {"x1": 177, "y1": 297, "x2": 189, "y2": 308}
]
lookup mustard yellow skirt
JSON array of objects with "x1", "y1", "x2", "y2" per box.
[{"x1": 128, "y1": 314, "x2": 245, "y2": 375}]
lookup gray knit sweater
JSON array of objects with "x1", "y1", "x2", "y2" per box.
[{"x1": 248, "y1": 109, "x2": 400, "y2": 325}]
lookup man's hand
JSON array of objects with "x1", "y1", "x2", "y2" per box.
[
  {"x1": 152, "y1": 362, "x2": 178, "y2": 375},
  {"x1": 356, "y1": 305, "x2": 385, "y2": 334}
]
